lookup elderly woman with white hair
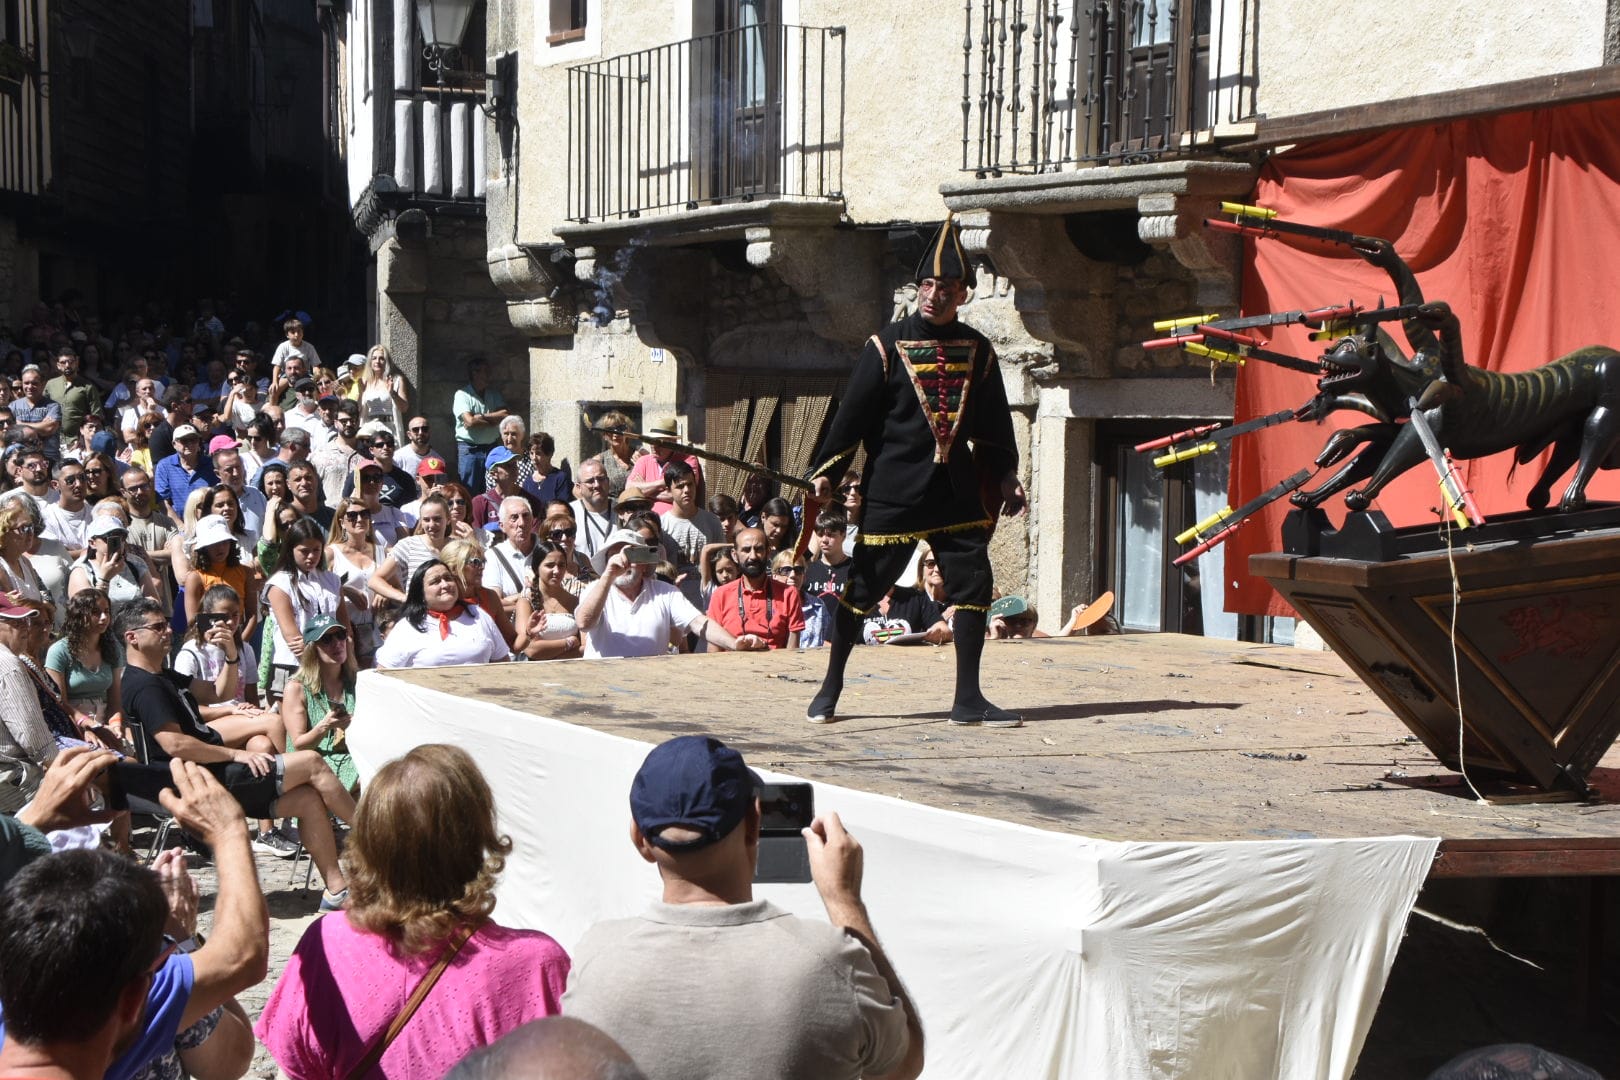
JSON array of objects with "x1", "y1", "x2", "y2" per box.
[{"x1": 486, "y1": 414, "x2": 532, "y2": 496}]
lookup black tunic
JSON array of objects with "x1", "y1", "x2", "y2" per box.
[{"x1": 808, "y1": 311, "x2": 1017, "y2": 538}]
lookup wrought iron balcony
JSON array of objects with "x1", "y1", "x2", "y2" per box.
[
  {"x1": 961, "y1": 0, "x2": 1257, "y2": 176},
  {"x1": 567, "y1": 24, "x2": 845, "y2": 223}
]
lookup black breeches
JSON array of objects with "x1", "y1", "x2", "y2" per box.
[{"x1": 839, "y1": 526, "x2": 994, "y2": 613}]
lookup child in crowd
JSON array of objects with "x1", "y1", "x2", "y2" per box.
[{"x1": 264, "y1": 517, "x2": 351, "y2": 704}]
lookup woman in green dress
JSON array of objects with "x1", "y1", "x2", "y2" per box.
[
  {"x1": 278, "y1": 612, "x2": 358, "y2": 793},
  {"x1": 44, "y1": 589, "x2": 123, "y2": 741}
]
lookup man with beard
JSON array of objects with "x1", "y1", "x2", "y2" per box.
[
  {"x1": 706, "y1": 527, "x2": 804, "y2": 650},
  {"x1": 577, "y1": 529, "x2": 760, "y2": 659},
  {"x1": 46, "y1": 344, "x2": 102, "y2": 443},
  {"x1": 120, "y1": 466, "x2": 178, "y2": 607},
  {"x1": 803, "y1": 216, "x2": 1026, "y2": 728}
]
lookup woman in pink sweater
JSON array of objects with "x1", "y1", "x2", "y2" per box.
[{"x1": 255, "y1": 744, "x2": 570, "y2": 1077}]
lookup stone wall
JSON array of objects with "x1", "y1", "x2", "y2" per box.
[
  {"x1": 377, "y1": 218, "x2": 530, "y2": 442},
  {"x1": 1256, "y1": 0, "x2": 1606, "y2": 118}
]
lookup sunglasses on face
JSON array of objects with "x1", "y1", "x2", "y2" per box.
[
  {"x1": 317, "y1": 628, "x2": 351, "y2": 644},
  {"x1": 409, "y1": 426, "x2": 429, "y2": 434},
  {"x1": 549, "y1": 528, "x2": 575, "y2": 541},
  {"x1": 922, "y1": 558, "x2": 939, "y2": 568},
  {"x1": 446, "y1": 498, "x2": 468, "y2": 507},
  {"x1": 839, "y1": 484, "x2": 861, "y2": 494},
  {"x1": 465, "y1": 557, "x2": 486, "y2": 568},
  {"x1": 343, "y1": 511, "x2": 371, "y2": 522},
  {"x1": 773, "y1": 566, "x2": 804, "y2": 577},
  {"x1": 371, "y1": 440, "x2": 394, "y2": 449}
]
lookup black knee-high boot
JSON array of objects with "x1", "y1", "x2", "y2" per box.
[
  {"x1": 807, "y1": 602, "x2": 860, "y2": 723},
  {"x1": 949, "y1": 609, "x2": 1022, "y2": 727}
]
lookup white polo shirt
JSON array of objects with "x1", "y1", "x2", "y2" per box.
[{"x1": 584, "y1": 578, "x2": 703, "y2": 659}]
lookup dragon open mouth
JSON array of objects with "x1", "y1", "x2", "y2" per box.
[{"x1": 1317, "y1": 356, "x2": 1360, "y2": 389}]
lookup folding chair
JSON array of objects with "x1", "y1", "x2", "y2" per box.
[{"x1": 121, "y1": 718, "x2": 179, "y2": 864}]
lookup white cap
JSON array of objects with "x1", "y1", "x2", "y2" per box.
[
  {"x1": 192, "y1": 514, "x2": 235, "y2": 550},
  {"x1": 590, "y1": 527, "x2": 656, "y2": 576},
  {"x1": 88, "y1": 516, "x2": 128, "y2": 539},
  {"x1": 172, "y1": 424, "x2": 200, "y2": 442}
]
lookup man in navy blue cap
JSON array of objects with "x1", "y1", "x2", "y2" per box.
[{"x1": 561, "y1": 735, "x2": 923, "y2": 1080}]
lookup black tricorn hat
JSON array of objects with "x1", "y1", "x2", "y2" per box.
[{"x1": 914, "y1": 214, "x2": 976, "y2": 289}]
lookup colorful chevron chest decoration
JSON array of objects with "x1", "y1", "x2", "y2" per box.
[{"x1": 895, "y1": 339, "x2": 977, "y2": 463}]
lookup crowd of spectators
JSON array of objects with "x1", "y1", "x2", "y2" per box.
[{"x1": 0, "y1": 297, "x2": 1094, "y2": 1079}]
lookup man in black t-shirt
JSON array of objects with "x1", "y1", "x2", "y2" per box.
[{"x1": 118, "y1": 599, "x2": 356, "y2": 910}]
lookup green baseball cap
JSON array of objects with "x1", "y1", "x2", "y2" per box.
[
  {"x1": 302, "y1": 613, "x2": 345, "y2": 643},
  {"x1": 990, "y1": 595, "x2": 1031, "y2": 620}
]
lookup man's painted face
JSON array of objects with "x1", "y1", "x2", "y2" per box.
[{"x1": 917, "y1": 277, "x2": 967, "y2": 324}]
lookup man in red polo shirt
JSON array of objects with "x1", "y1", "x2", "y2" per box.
[{"x1": 706, "y1": 526, "x2": 805, "y2": 650}]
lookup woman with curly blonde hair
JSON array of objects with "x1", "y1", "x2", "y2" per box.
[{"x1": 255, "y1": 744, "x2": 570, "y2": 1075}]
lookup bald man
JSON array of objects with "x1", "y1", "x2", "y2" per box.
[{"x1": 446, "y1": 1017, "x2": 645, "y2": 1080}]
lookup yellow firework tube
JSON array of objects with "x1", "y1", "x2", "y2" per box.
[
  {"x1": 1154, "y1": 441, "x2": 1218, "y2": 468},
  {"x1": 1176, "y1": 506, "x2": 1234, "y2": 545},
  {"x1": 1183, "y1": 341, "x2": 1245, "y2": 366},
  {"x1": 1152, "y1": 313, "x2": 1221, "y2": 332},
  {"x1": 1219, "y1": 202, "x2": 1277, "y2": 219}
]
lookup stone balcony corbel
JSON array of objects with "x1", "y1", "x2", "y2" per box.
[
  {"x1": 956, "y1": 209, "x2": 1116, "y2": 378},
  {"x1": 555, "y1": 200, "x2": 878, "y2": 350},
  {"x1": 942, "y1": 159, "x2": 1261, "y2": 356},
  {"x1": 486, "y1": 243, "x2": 577, "y2": 338},
  {"x1": 1135, "y1": 191, "x2": 1244, "y2": 310}
]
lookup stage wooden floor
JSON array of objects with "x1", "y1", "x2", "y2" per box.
[{"x1": 387, "y1": 634, "x2": 1620, "y2": 877}]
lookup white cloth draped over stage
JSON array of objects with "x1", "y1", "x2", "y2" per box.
[{"x1": 352, "y1": 671, "x2": 1438, "y2": 1080}]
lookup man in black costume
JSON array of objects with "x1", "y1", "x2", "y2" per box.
[{"x1": 805, "y1": 216, "x2": 1026, "y2": 727}]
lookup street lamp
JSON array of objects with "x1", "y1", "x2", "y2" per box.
[{"x1": 414, "y1": 0, "x2": 476, "y2": 86}]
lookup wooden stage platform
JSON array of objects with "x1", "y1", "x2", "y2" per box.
[{"x1": 385, "y1": 633, "x2": 1620, "y2": 880}]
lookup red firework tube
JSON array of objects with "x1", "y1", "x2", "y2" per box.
[
  {"x1": 1174, "y1": 521, "x2": 1242, "y2": 566},
  {"x1": 1142, "y1": 334, "x2": 1202, "y2": 350},
  {"x1": 1302, "y1": 303, "x2": 1359, "y2": 324},
  {"x1": 1135, "y1": 422, "x2": 1222, "y2": 453},
  {"x1": 1195, "y1": 324, "x2": 1265, "y2": 348}
]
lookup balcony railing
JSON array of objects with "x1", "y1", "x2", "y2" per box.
[
  {"x1": 567, "y1": 24, "x2": 845, "y2": 223},
  {"x1": 391, "y1": 87, "x2": 487, "y2": 202},
  {"x1": 961, "y1": 0, "x2": 1257, "y2": 175},
  {"x1": 0, "y1": 12, "x2": 50, "y2": 202}
]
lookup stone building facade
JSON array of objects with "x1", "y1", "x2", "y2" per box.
[
  {"x1": 322, "y1": 0, "x2": 528, "y2": 428},
  {"x1": 471, "y1": 0, "x2": 1620, "y2": 636}
]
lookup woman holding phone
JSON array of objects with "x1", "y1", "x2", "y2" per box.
[
  {"x1": 279, "y1": 613, "x2": 359, "y2": 793},
  {"x1": 65, "y1": 515, "x2": 162, "y2": 625}
]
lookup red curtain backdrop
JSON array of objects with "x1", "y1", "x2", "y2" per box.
[{"x1": 1227, "y1": 97, "x2": 1620, "y2": 618}]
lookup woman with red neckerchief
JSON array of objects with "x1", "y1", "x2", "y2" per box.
[{"x1": 373, "y1": 560, "x2": 509, "y2": 669}]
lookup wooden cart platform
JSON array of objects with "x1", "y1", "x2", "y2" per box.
[{"x1": 385, "y1": 633, "x2": 1620, "y2": 879}]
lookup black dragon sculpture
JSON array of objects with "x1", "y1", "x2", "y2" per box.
[{"x1": 1292, "y1": 235, "x2": 1620, "y2": 514}]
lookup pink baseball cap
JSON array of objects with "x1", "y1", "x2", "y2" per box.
[{"x1": 208, "y1": 435, "x2": 240, "y2": 454}]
